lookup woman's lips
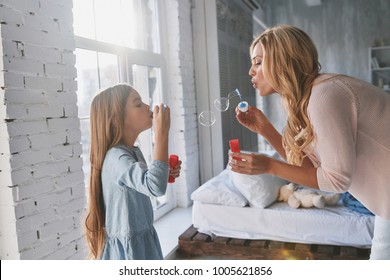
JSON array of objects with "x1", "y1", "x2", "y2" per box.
[{"x1": 251, "y1": 79, "x2": 257, "y2": 88}]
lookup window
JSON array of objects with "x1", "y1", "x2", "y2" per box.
[{"x1": 73, "y1": 0, "x2": 173, "y2": 218}]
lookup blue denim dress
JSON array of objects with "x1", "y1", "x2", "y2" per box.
[{"x1": 100, "y1": 145, "x2": 169, "y2": 260}]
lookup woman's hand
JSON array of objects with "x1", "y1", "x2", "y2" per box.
[
  {"x1": 229, "y1": 152, "x2": 272, "y2": 175},
  {"x1": 235, "y1": 105, "x2": 288, "y2": 160},
  {"x1": 153, "y1": 103, "x2": 170, "y2": 139},
  {"x1": 236, "y1": 105, "x2": 272, "y2": 136},
  {"x1": 169, "y1": 160, "x2": 182, "y2": 180}
]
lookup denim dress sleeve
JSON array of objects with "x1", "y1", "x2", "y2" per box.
[{"x1": 100, "y1": 145, "x2": 169, "y2": 260}]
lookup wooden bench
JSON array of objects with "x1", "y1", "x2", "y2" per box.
[{"x1": 178, "y1": 225, "x2": 371, "y2": 260}]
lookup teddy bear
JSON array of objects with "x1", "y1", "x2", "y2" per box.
[{"x1": 277, "y1": 183, "x2": 341, "y2": 209}]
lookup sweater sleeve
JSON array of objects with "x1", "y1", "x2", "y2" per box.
[{"x1": 308, "y1": 82, "x2": 358, "y2": 192}]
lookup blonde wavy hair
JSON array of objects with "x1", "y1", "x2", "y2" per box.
[
  {"x1": 251, "y1": 25, "x2": 321, "y2": 166},
  {"x1": 85, "y1": 84, "x2": 134, "y2": 259}
]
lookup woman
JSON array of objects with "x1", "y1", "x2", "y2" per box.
[{"x1": 229, "y1": 25, "x2": 390, "y2": 259}]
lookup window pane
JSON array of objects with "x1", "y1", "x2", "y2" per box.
[
  {"x1": 73, "y1": 0, "x2": 95, "y2": 40},
  {"x1": 93, "y1": 0, "x2": 123, "y2": 46},
  {"x1": 132, "y1": 65, "x2": 162, "y2": 107},
  {"x1": 75, "y1": 49, "x2": 99, "y2": 118},
  {"x1": 73, "y1": 0, "x2": 160, "y2": 53},
  {"x1": 130, "y1": 0, "x2": 160, "y2": 53},
  {"x1": 75, "y1": 48, "x2": 120, "y2": 187},
  {"x1": 97, "y1": 52, "x2": 120, "y2": 89},
  {"x1": 75, "y1": 49, "x2": 119, "y2": 116}
]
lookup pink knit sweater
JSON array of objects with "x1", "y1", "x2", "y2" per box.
[{"x1": 306, "y1": 74, "x2": 390, "y2": 220}]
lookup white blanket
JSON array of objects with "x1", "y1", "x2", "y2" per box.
[{"x1": 193, "y1": 201, "x2": 374, "y2": 248}]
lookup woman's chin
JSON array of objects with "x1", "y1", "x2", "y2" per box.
[{"x1": 258, "y1": 89, "x2": 275, "y2": 97}]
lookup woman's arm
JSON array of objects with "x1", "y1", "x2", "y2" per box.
[
  {"x1": 229, "y1": 152, "x2": 319, "y2": 189},
  {"x1": 261, "y1": 123, "x2": 287, "y2": 159},
  {"x1": 268, "y1": 158, "x2": 319, "y2": 189},
  {"x1": 236, "y1": 106, "x2": 314, "y2": 167},
  {"x1": 235, "y1": 105, "x2": 285, "y2": 157}
]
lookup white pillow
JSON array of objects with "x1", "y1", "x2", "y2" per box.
[
  {"x1": 191, "y1": 169, "x2": 248, "y2": 207},
  {"x1": 230, "y1": 169, "x2": 287, "y2": 208}
]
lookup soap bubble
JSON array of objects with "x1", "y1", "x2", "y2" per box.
[
  {"x1": 198, "y1": 111, "x2": 216, "y2": 127},
  {"x1": 228, "y1": 88, "x2": 242, "y2": 100},
  {"x1": 199, "y1": 89, "x2": 243, "y2": 127},
  {"x1": 214, "y1": 89, "x2": 242, "y2": 112},
  {"x1": 214, "y1": 97, "x2": 229, "y2": 112}
]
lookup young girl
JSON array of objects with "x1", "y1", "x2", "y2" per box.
[
  {"x1": 230, "y1": 25, "x2": 390, "y2": 259},
  {"x1": 85, "y1": 84, "x2": 181, "y2": 260}
]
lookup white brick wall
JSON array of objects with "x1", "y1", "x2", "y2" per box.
[
  {"x1": 0, "y1": 0, "x2": 86, "y2": 259},
  {"x1": 166, "y1": 0, "x2": 200, "y2": 207}
]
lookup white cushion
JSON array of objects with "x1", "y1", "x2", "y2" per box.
[
  {"x1": 230, "y1": 171, "x2": 287, "y2": 208},
  {"x1": 191, "y1": 169, "x2": 248, "y2": 207},
  {"x1": 230, "y1": 151, "x2": 288, "y2": 208}
]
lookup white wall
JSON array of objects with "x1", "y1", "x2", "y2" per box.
[{"x1": 0, "y1": 0, "x2": 86, "y2": 259}]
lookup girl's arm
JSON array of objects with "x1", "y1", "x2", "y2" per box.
[
  {"x1": 153, "y1": 104, "x2": 170, "y2": 163},
  {"x1": 154, "y1": 134, "x2": 168, "y2": 163},
  {"x1": 102, "y1": 147, "x2": 169, "y2": 197}
]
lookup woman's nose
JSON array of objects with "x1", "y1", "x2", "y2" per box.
[{"x1": 248, "y1": 65, "x2": 255, "y2": 76}]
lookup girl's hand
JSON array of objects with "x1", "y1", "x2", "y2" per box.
[
  {"x1": 236, "y1": 105, "x2": 272, "y2": 136},
  {"x1": 229, "y1": 152, "x2": 272, "y2": 175},
  {"x1": 169, "y1": 160, "x2": 182, "y2": 180},
  {"x1": 153, "y1": 103, "x2": 170, "y2": 139}
]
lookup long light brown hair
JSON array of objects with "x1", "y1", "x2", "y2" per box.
[
  {"x1": 250, "y1": 25, "x2": 321, "y2": 165},
  {"x1": 85, "y1": 84, "x2": 134, "y2": 259}
]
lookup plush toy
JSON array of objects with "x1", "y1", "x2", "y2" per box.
[{"x1": 277, "y1": 183, "x2": 341, "y2": 209}]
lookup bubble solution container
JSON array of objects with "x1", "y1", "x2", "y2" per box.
[
  {"x1": 238, "y1": 101, "x2": 249, "y2": 113},
  {"x1": 229, "y1": 139, "x2": 241, "y2": 160},
  {"x1": 168, "y1": 154, "x2": 179, "y2": 183}
]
